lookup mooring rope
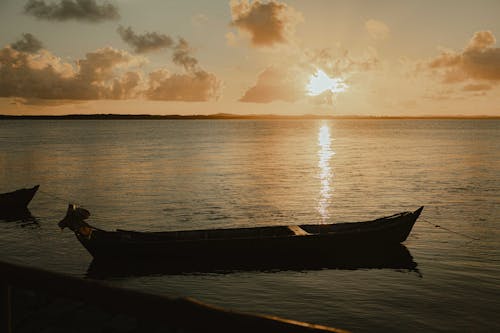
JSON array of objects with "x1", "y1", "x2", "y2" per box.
[{"x1": 421, "y1": 218, "x2": 480, "y2": 241}]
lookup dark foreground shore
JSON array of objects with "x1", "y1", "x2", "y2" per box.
[
  {"x1": 2, "y1": 261, "x2": 347, "y2": 333},
  {"x1": 12, "y1": 288, "x2": 166, "y2": 333}
]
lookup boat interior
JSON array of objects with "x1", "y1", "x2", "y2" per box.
[
  {"x1": 116, "y1": 225, "x2": 300, "y2": 241},
  {"x1": 110, "y1": 211, "x2": 412, "y2": 242}
]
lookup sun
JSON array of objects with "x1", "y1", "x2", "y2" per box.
[{"x1": 307, "y1": 69, "x2": 348, "y2": 96}]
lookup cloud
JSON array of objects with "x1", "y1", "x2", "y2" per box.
[
  {"x1": 145, "y1": 69, "x2": 221, "y2": 101},
  {"x1": 109, "y1": 71, "x2": 142, "y2": 99},
  {"x1": 0, "y1": 43, "x2": 221, "y2": 103},
  {"x1": 229, "y1": 0, "x2": 302, "y2": 47},
  {"x1": 365, "y1": 19, "x2": 390, "y2": 40},
  {"x1": 305, "y1": 47, "x2": 379, "y2": 76},
  {"x1": 239, "y1": 45, "x2": 379, "y2": 104},
  {"x1": 225, "y1": 31, "x2": 238, "y2": 46},
  {"x1": 11, "y1": 33, "x2": 44, "y2": 53},
  {"x1": 428, "y1": 31, "x2": 500, "y2": 83},
  {"x1": 116, "y1": 27, "x2": 204, "y2": 77},
  {"x1": 0, "y1": 47, "x2": 84, "y2": 100},
  {"x1": 192, "y1": 13, "x2": 209, "y2": 26},
  {"x1": 239, "y1": 67, "x2": 306, "y2": 103},
  {"x1": 117, "y1": 26, "x2": 174, "y2": 54},
  {"x1": 466, "y1": 30, "x2": 496, "y2": 52},
  {"x1": 462, "y1": 83, "x2": 492, "y2": 91},
  {"x1": 423, "y1": 88, "x2": 462, "y2": 101},
  {"x1": 77, "y1": 47, "x2": 143, "y2": 86},
  {"x1": 172, "y1": 38, "x2": 198, "y2": 71},
  {"x1": 24, "y1": 0, "x2": 119, "y2": 22},
  {"x1": 142, "y1": 37, "x2": 220, "y2": 100},
  {"x1": 0, "y1": 46, "x2": 142, "y2": 102}
]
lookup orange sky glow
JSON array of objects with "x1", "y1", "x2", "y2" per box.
[{"x1": 0, "y1": 0, "x2": 499, "y2": 116}]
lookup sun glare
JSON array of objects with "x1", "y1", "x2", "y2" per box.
[{"x1": 307, "y1": 69, "x2": 348, "y2": 96}]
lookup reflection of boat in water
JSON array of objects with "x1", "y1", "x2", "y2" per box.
[
  {"x1": 0, "y1": 185, "x2": 39, "y2": 219},
  {"x1": 60, "y1": 204, "x2": 423, "y2": 261},
  {"x1": 86, "y1": 243, "x2": 418, "y2": 278},
  {"x1": 0, "y1": 209, "x2": 38, "y2": 226}
]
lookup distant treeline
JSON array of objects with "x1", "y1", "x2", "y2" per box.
[{"x1": 0, "y1": 114, "x2": 498, "y2": 120}]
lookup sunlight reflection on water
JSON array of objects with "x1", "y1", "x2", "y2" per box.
[{"x1": 317, "y1": 123, "x2": 335, "y2": 222}]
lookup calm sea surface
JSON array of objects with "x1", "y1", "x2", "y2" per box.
[{"x1": 0, "y1": 119, "x2": 499, "y2": 332}]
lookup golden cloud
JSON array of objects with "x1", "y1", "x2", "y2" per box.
[
  {"x1": 239, "y1": 45, "x2": 378, "y2": 104},
  {"x1": 146, "y1": 69, "x2": 221, "y2": 101},
  {"x1": 365, "y1": 19, "x2": 390, "y2": 40},
  {"x1": 462, "y1": 83, "x2": 492, "y2": 91},
  {"x1": 239, "y1": 66, "x2": 306, "y2": 103},
  {"x1": 229, "y1": 0, "x2": 303, "y2": 47},
  {"x1": 305, "y1": 47, "x2": 379, "y2": 76},
  {"x1": 0, "y1": 45, "x2": 221, "y2": 104},
  {"x1": 428, "y1": 31, "x2": 500, "y2": 87}
]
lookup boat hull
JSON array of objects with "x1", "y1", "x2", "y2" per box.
[
  {"x1": 0, "y1": 185, "x2": 39, "y2": 218},
  {"x1": 76, "y1": 207, "x2": 423, "y2": 262}
]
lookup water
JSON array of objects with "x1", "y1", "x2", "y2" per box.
[{"x1": 1, "y1": 119, "x2": 499, "y2": 332}]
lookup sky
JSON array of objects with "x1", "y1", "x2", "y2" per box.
[{"x1": 0, "y1": 0, "x2": 499, "y2": 116}]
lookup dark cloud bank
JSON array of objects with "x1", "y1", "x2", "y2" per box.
[
  {"x1": 24, "y1": 0, "x2": 119, "y2": 22},
  {"x1": 11, "y1": 33, "x2": 43, "y2": 53},
  {"x1": 117, "y1": 26, "x2": 199, "y2": 72},
  {"x1": 117, "y1": 26, "x2": 173, "y2": 54}
]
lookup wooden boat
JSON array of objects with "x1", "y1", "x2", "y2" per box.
[
  {"x1": 0, "y1": 185, "x2": 39, "y2": 217},
  {"x1": 59, "y1": 205, "x2": 423, "y2": 262}
]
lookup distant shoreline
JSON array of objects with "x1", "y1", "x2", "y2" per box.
[{"x1": 0, "y1": 114, "x2": 498, "y2": 120}]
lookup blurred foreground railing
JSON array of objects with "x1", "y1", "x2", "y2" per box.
[{"x1": 0, "y1": 260, "x2": 348, "y2": 333}]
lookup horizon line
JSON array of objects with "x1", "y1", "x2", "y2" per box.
[{"x1": 0, "y1": 113, "x2": 499, "y2": 120}]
